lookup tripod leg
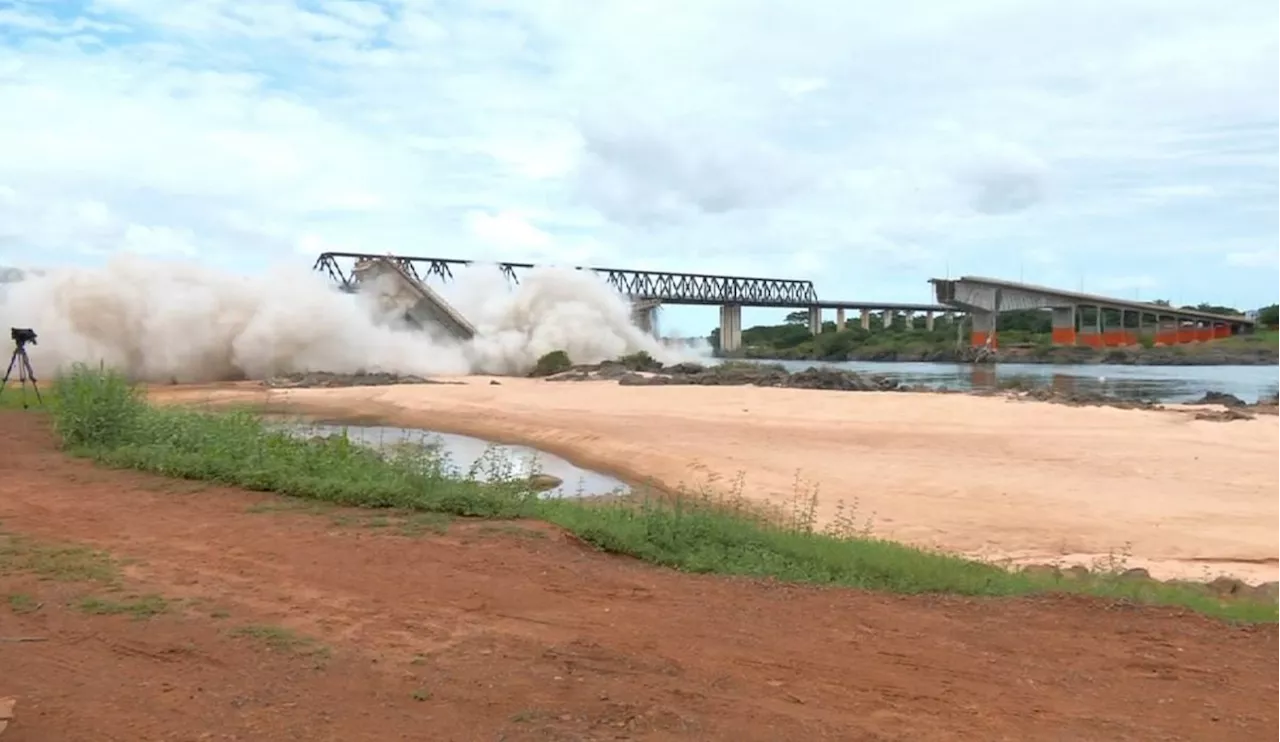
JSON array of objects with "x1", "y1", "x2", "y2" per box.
[
  {"x1": 0, "y1": 350, "x2": 18, "y2": 400},
  {"x1": 20, "y1": 351, "x2": 41, "y2": 405}
]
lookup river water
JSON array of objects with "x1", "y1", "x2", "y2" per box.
[
  {"x1": 760, "y1": 360, "x2": 1279, "y2": 403},
  {"x1": 295, "y1": 423, "x2": 632, "y2": 497}
]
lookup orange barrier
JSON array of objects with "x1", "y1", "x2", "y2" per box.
[
  {"x1": 970, "y1": 331, "x2": 998, "y2": 348},
  {"x1": 1050, "y1": 328, "x2": 1077, "y2": 345},
  {"x1": 1214, "y1": 324, "x2": 1232, "y2": 339},
  {"x1": 1078, "y1": 332, "x2": 1104, "y2": 348},
  {"x1": 1102, "y1": 329, "x2": 1139, "y2": 346},
  {"x1": 1196, "y1": 326, "x2": 1214, "y2": 342},
  {"x1": 1176, "y1": 328, "x2": 1197, "y2": 343},
  {"x1": 1155, "y1": 330, "x2": 1179, "y2": 345}
]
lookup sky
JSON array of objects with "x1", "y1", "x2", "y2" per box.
[{"x1": 1, "y1": 0, "x2": 1277, "y2": 336}]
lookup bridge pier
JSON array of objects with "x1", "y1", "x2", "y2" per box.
[
  {"x1": 860, "y1": 309, "x2": 871, "y2": 330},
  {"x1": 883, "y1": 309, "x2": 896, "y2": 330},
  {"x1": 903, "y1": 310, "x2": 915, "y2": 331},
  {"x1": 807, "y1": 306, "x2": 822, "y2": 335},
  {"x1": 924, "y1": 311, "x2": 935, "y2": 332},
  {"x1": 971, "y1": 310, "x2": 997, "y2": 348},
  {"x1": 835, "y1": 307, "x2": 846, "y2": 331},
  {"x1": 1051, "y1": 306, "x2": 1076, "y2": 345},
  {"x1": 719, "y1": 304, "x2": 743, "y2": 353},
  {"x1": 630, "y1": 302, "x2": 660, "y2": 337}
]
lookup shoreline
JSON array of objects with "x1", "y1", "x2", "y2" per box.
[
  {"x1": 730, "y1": 347, "x2": 1280, "y2": 366},
  {"x1": 148, "y1": 376, "x2": 1280, "y2": 585}
]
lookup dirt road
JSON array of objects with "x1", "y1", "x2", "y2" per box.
[
  {"x1": 0, "y1": 411, "x2": 1276, "y2": 741},
  {"x1": 149, "y1": 379, "x2": 1280, "y2": 582}
]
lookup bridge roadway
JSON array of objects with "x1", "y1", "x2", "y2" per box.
[
  {"x1": 314, "y1": 252, "x2": 957, "y2": 351},
  {"x1": 931, "y1": 276, "x2": 1256, "y2": 349}
]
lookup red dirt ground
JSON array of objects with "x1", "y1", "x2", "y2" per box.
[{"x1": 0, "y1": 412, "x2": 1275, "y2": 742}]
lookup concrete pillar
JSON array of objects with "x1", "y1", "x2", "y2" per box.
[
  {"x1": 883, "y1": 309, "x2": 896, "y2": 330},
  {"x1": 925, "y1": 311, "x2": 935, "y2": 331},
  {"x1": 903, "y1": 310, "x2": 914, "y2": 331},
  {"x1": 835, "y1": 307, "x2": 846, "y2": 332},
  {"x1": 970, "y1": 310, "x2": 996, "y2": 348},
  {"x1": 860, "y1": 309, "x2": 871, "y2": 330},
  {"x1": 719, "y1": 304, "x2": 742, "y2": 353},
  {"x1": 631, "y1": 304, "x2": 658, "y2": 336},
  {"x1": 1051, "y1": 306, "x2": 1076, "y2": 345},
  {"x1": 807, "y1": 306, "x2": 822, "y2": 335}
]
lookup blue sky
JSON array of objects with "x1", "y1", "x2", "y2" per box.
[{"x1": 1, "y1": 0, "x2": 1276, "y2": 336}]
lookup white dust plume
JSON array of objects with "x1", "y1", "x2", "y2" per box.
[{"x1": 0, "y1": 254, "x2": 702, "y2": 383}]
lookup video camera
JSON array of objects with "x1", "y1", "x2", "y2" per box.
[{"x1": 10, "y1": 327, "x2": 37, "y2": 347}]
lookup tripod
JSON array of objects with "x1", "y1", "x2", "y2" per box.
[{"x1": 0, "y1": 341, "x2": 42, "y2": 409}]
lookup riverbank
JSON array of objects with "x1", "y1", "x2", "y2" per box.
[
  {"x1": 735, "y1": 330, "x2": 1280, "y2": 366},
  {"x1": 148, "y1": 373, "x2": 1280, "y2": 584}
]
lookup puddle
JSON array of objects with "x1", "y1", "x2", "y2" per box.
[{"x1": 293, "y1": 423, "x2": 631, "y2": 498}]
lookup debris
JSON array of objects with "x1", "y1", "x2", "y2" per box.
[{"x1": 0, "y1": 696, "x2": 15, "y2": 737}]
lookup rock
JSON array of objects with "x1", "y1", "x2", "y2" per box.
[
  {"x1": 0, "y1": 696, "x2": 14, "y2": 737},
  {"x1": 1062, "y1": 565, "x2": 1091, "y2": 581},
  {"x1": 1020, "y1": 564, "x2": 1061, "y2": 579},
  {"x1": 1119, "y1": 567, "x2": 1152, "y2": 581},
  {"x1": 545, "y1": 370, "x2": 591, "y2": 382},
  {"x1": 1206, "y1": 576, "x2": 1250, "y2": 597},
  {"x1": 1256, "y1": 581, "x2": 1279, "y2": 602},
  {"x1": 1192, "y1": 391, "x2": 1247, "y2": 407},
  {"x1": 1193, "y1": 408, "x2": 1254, "y2": 423},
  {"x1": 489, "y1": 380, "x2": 501, "y2": 386},
  {"x1": 525, "y1": 473, "x2": 563, "y2": 492},
  {"x1": 264, "y1": 372, "x2": 438, "y2": 389}
]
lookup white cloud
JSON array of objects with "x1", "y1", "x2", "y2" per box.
[
  {"x1": 0, "y1": 0, "x2": 1276, "y2": 316},
  {"x1": 1225, "y1": 250, "x2": 1279, "y2": 269}
]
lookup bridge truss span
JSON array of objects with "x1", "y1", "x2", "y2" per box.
[{"x1": 313, "y1": 251, "x2": 819, "y2": 307}]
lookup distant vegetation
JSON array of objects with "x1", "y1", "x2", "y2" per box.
[{"x1": 707, "y1": 303, "x2": 1280, "y2": 363}]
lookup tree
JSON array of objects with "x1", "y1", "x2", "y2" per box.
[
  {"x1": 784, "y1": 310, "x2": 808, "y2": 325},
  {"x1": 1185, "y1": 302, "x2": 1242, "y2": 316},
  {"x1": 1257, "y1": 304, "x2": 1279, "y2": 329}
]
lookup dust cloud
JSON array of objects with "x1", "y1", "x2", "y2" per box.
[{"x1": 0, "y1": 255, "x2": 703, "y2": 383}]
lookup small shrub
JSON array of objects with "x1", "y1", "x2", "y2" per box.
[
  {"x1": 51, "y1": 364, "x2": 143, "y2": 448},
  {"x1": 529, "y1": 350, "x2": 572, "y2": 377},
  {"x1": 615, "y1": 351, "x2": 662, "y2": 372}
]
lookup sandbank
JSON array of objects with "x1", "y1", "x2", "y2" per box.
[{"x1": 149, "y1": 379, "x2": 1280, "y2": 583}]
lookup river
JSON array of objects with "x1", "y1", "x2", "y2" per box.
[{"x1": 756, "y1": 360, "x2": 1279, "y2": 403}]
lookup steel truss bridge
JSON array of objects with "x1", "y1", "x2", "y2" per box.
[{"x1": 313, "y1": 252, "x2": 820, "y2": 307}]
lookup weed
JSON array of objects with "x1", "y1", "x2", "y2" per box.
[
  {"x1": 411, "y1": 687, "x2": 432, "y2": 701},
  {"x1": 230, "y1": 624, "x2": 329, "y2": 658},
  {"x1": 475, "y1": 523, "x2": 547, "y2": 540},
  {"x1": 77, "y1": 594, "x2": 169, "y2": 619},
  {"x1": 0, "y1": 532, "x2": 120, "y2": 585},
  {"x1": 38, "y1": 366, "x2": 1280, "y2": 623},
  {"x1": 6, "y1": 593, "x2": 39, "y2": 614}
]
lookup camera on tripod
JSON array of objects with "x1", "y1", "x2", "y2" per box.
[
  {"x1": 11, "y1": 328, "x2": 37, "y2": 347},
  {"x1": 2, "y1": 327, "x2": 42, "y2": 408}
]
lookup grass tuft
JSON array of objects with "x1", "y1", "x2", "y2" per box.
[{"x1": 32, "y1": 365, "x2": 1280, "y2": 623}]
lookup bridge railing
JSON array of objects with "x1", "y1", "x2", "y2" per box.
[{"x1": 313, "y1": 252, "x2": 819, "y2": 306}]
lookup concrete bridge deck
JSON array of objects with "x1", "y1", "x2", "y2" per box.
[{"x1": 931, "y1": 276, "x2": 1255, "y2": 349}]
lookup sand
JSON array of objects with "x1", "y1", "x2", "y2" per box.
[{"x1": 149, "y1": 379, "x2": 1280, "y2": 583}]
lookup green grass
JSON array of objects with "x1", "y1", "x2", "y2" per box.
[
  {"x1": 7, "y1": 592, "x2": 39, "y2": 614},
  {"x1": 0, "y1": 380, "x2": 57, "y2": 411},
  {"x1": 30, "y1": 364, "x2": 1280, "y2": 623},
  {"x1": 77, "y1": 593, "x2": 169, "y2": 619},
  {"x1": 0, "y1": 532, "x2": 121, "y2": 585},
  {"x1": 229, "y1": 624, "x2": 329, "y2": 657}
]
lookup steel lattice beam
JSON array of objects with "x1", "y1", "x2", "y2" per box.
[{"x1": 313, "y1": 252, "x2": 819, "y2": 307}]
